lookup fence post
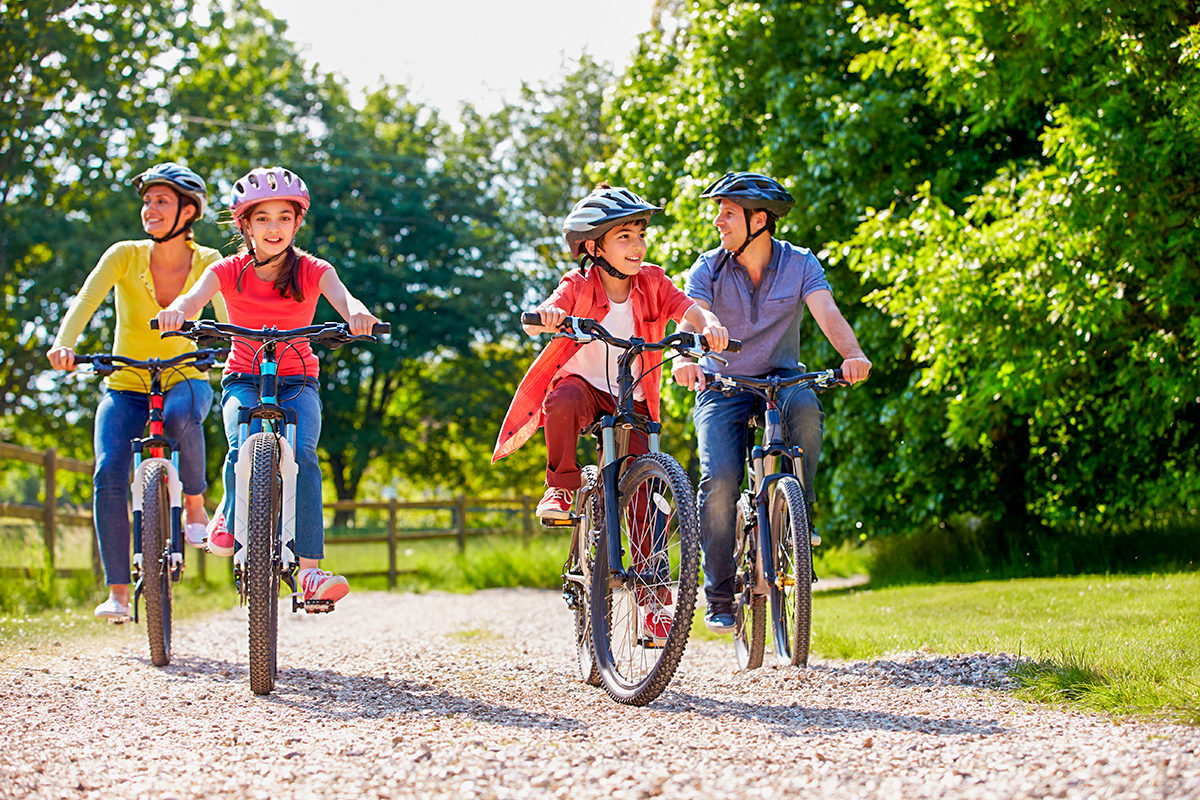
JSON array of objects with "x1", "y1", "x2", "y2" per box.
[
  {"x1": 42, "y1": 448, "x2": 57, "y2": 573},
  {"x1": 521, "y1": 495, "x2": 533, "y2": 542},
  {"x1": 456, "y1": 494, "x2": 467, "y2": 552},
  {"x1": 387, "y1": 497, "x2": 398, "y2": 589}
]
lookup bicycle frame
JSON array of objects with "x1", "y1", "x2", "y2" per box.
[{"x1": 230, "y1": 340, "x2": 300, "y2": 579}]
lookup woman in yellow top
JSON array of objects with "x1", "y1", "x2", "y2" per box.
[{"x1": 47, "y1": 163, "x2": 225, "y2": 621}]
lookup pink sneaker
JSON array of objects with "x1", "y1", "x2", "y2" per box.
[
  {"x1": 535, "y1": 487, "x2": 573, "y2": 520},
  {"x1": 206, "y1": 514, "x2": 234, "y2": 557},
  {"x1": 644, "y1": 607, "x2": 672, "y2": 646},
  {"x1": 299, "y1": 568, "x2": 349, "y2": 604}
]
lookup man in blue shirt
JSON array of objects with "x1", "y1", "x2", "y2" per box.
[{"x1": 673, "y1": 172, "x2": 872, "y2": 632}]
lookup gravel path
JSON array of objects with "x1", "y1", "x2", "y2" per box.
[{"x1": 1, "y1": 588, "x2": 1197, "y2": 799}]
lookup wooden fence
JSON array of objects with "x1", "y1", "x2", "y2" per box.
[{"x1": 0, "y1": 442, "x2": 542, "y2": 588}]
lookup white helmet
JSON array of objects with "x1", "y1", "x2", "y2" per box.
[{"x1": 562, "y1": 186, "x2": 662, "y2": 258}]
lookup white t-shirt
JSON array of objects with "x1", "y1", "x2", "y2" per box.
[{"x1": 562, "y1": 297, "x2": 645, "y2": 400}]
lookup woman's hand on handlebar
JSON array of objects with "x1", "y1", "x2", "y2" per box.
[
  {"x1": 47, "y1": 345, "x2": 76, "y2": 372},
  {"x1": 523, "y1": 306, "x2": 567, "y2": 336},
  {"x1": 155, "y1": 308, "x2": 187, "y2": 333}
]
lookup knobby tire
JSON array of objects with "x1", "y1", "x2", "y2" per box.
[
  {"x1": 733, "y1": 496, "x2": 766, "y2": 670},
  {"x1": 141, "y1": 462, "x2": 172, "y2": 667},
  {"x1": 571, "y1": 466, "x2": 602, "y2": 686},
  {"x1": 591, "y1": 452, "x2": 699, "y2": 706},
  {"x1": 246, "y1": 432, "x2": 281, "y2": 695},
  {"x1": 769, "y1": 476, "x2": 812, "y2": 666}
]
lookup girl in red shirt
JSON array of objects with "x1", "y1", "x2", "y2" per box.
[{"x1": 158, "y1": 166, "x2": 380, "y2": 606}]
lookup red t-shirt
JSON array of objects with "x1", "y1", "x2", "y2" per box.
[{"x1": 211, "y1": 252, "x2": 332, "y2": 376}]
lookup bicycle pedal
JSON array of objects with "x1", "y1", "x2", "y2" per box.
[
  {"x1": 298, "y1": 598, "x2": 336, "y2": 614},
  {"x1": 539, "y1": 515, "x2": 578, "y2": 528}
]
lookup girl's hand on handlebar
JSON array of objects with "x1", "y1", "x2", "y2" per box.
[
  {"x1": 47, "y1": 345, "x2": 76, "y2": 372},
  {"x1": 672, "y1": 362, "x2": 706, "y2": 392},
  {"x1": 347, "y1": 311, "x2": 381, "y2": 337},
  {"x1": 701, "y1": 324, "x2": 729, "y2": 354},
  {"x1": 155, "y1": 308, "x2": 187, "y2": 332}
]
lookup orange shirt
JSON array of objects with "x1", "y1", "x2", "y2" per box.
[{"x1": 492, "y1": 264, "x2": 694, "y2": 463}]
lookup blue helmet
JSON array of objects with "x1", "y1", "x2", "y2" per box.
[
  {"x1": 131, "y1": 162, "x2": 208, "y2": 216},
  {"x1": 700, "y1": 172, "x2": 794, "y2": 219}
]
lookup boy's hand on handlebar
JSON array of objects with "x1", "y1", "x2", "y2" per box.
[
  {"x1": 672, "y1": 362, "x2": 706, "y2": 392},
  {"x1": 155, "y1": 309, "x2": 187, "y2": 332},
  {"x1": 527, "y1": 306, "x2": 566, "y2": 334},
  {"x1": 47, "y1": 346, "x2": 76, "y2": 372},
  {"x1": 840, "y1": 355, "x2": 872, "y2": 384},
  {"x1": 701, "y1": 325, "x2": 729, "y2": 354}
]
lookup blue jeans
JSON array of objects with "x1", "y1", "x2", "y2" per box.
[
  {"x1": 219, "y1": 374, "x2": 325, "y2": 560},
  {"x1": 93, "y1": 380, "x2": 213, "y2": 586},
  {"x1": 694, "y1": 370, "x2": 824, "y2": 605}
]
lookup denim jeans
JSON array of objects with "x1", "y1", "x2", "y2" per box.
[
  {"x1": 219, "y1": 374, "x2": 325, "y2": 560},
  {"x1": 694, "y1": 370, "x2": 824, "y2": 604},
  {"x1": 93, "y1": 379, "x2": 213, "y2": 586}
]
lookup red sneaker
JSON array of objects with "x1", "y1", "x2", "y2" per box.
[
  {"x1": 644, "y1": 607, "x2": 672, "y2": 646},
  {"x1": 536, "y1": 487, "x2": 574, "y2": 520},
  {"x1": 299, "y1": 568, "x2": 349, "y2": 604},
  {"x1": 206, "y1": 514, "x2": 234, "y2": 557}
]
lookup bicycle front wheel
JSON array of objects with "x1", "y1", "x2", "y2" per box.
[
  {"x1": 591, "y1": 452, "x2": 700, "y2": 706},
  {"x1": 246, "y1": 432, "x2": 282, "y2": 695},
  {"x1": 769, "y1": 476, "x2": 812, "y2": 666},
  {"x1": 141, "y1": 462, "x2": 172, "y2": 667},
  {"x1": 733, "y1": 496, "x2": 766, "y2": 670}
]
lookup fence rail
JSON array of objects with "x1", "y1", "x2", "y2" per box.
[{"x1": 1, "y1": 442, "x2": 542, "y2": 588}]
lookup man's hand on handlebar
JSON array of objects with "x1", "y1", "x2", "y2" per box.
[
  {"x1": 840, "y1": 355, "x2": 872, "y2": 384},
  {"x1": 700, "y1": 325, "x2": 729, "y2": 354},
  {"x1": 672, "y1": 362, "x2": 707, "y2": 392}
]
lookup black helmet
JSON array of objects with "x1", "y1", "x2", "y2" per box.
[
  {"x1": 700, "y1": 172, "x2": 794, "y2": 219},
  {"x1": 131, "y1": 162, "x2": 208, "y2": 215},
  {"x1": 562, "y1": 185, "x2": 662, "y2": 259}
]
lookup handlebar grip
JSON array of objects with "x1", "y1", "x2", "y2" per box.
[
  {"x1": 372, "y1": 322, "x2": 391, "y2": 336},
  {"x1": 149, "y1": 319, "x2": 158, "y2": 330},
  {"x1": 150, "y1": 319, "x2": 195, "y2": 333},
  {"x1": 726, "y1": 339, "x2": 743, "y2": 353},
  {"x1": 833, "y1": 368, "x2": 845, "y2": 382},
  {"x1": 521, "y1": 311, "x2": 542, "y2": 326}
]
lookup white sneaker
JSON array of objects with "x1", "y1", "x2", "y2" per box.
[
  {"x1": 94, "y1": 596, "x2": 130, "y2": 623},
  {"x1": 185, "y1": 522, "x2": 207, "y2": 549}
]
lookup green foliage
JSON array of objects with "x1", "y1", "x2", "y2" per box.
[{"x1": 608, "y1": 0, "x2": 1200, "y2": 544}]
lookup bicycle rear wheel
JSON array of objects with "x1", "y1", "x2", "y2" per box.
[
  {"x1": 141, "y1": 462, "x2": 172, "y2": 667},
  {"x1": 768, "y1": 476, "x2": 812, "y2": 666},
  {"x1": 733, "y1": 496, "x2": 766, "y2": 670},
  {"x1": 591, "y1": 452, "x2": 699, "y2": 706},
  {"x1": 568, "y1": 466, "x2": 602, "y2": 686},
  {"x1": 246, "y1": 432, "x2": 282, "y2": 695}
]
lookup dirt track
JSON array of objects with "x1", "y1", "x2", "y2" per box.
[{"x1": 1, "y1": 588, "x2": 1197, "y2": 799}]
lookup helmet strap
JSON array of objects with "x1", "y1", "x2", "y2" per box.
[
  {"x1": 148, "y1": 203, "x2": 189, "y2": 244},
  {"x1": 732, "y1": 209, "x2": 771, "y2": 257},
  {"x1": 579, "y1": 247, "x2": 630, "y2": 282}
]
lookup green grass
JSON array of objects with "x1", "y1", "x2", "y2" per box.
[{"x1": 810, "y1": 572, "x2": 1200, "y2": 723}]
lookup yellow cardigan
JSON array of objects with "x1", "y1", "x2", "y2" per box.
[{"x1": 53, "y1": 239, "x2": 226, "y2": 391}]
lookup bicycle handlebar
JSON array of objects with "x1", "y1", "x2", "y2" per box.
[
  {"x1": 152, "y1": 318, "x2": 390, "y2": 345},
  {"x1": 521, "y1": 311, "x2": 742, "y2": 354},
  {"x1": 703, "y1": 368, "x2": 847, "y2": 394},
  {"x1": 73, "y1": 348, "x2": 229, "y2": 378}
]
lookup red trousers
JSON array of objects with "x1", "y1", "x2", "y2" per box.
[{"x1": 542, "y1": 374, "x2": 649, "y2": 490}]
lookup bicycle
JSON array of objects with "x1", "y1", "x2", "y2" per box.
[
  {"x1": 523, "y1": 312, "x2": 740, "y2": 705},
  {"x1": 157, "y1": 318, "x2": 388, "y2": 695},
  {"x1": 702, "y1": 368, "x2": 845, "y2": 669},
  {"x1": 73, "y1": 348, "x2": 227, "y2": 666}
]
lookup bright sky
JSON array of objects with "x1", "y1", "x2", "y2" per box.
[{"x1": 257, "y1": 0, "x2": 657, "y2": 115}]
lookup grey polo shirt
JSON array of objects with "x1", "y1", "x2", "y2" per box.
[{"x1": 684, "y1": 239, "x2": 830, "y2": 376}]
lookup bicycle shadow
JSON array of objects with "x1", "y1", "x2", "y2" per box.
[
  {"x1": 655, "y1": 689, "x2": 1009, "y2": 737},
  {"x1": 158, "y1": 654, "x2": 585, "y2": 732}
]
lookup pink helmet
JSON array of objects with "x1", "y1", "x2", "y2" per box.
[{"x1": 230, "y1": 166, "x2": 311, "y2": 219}]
